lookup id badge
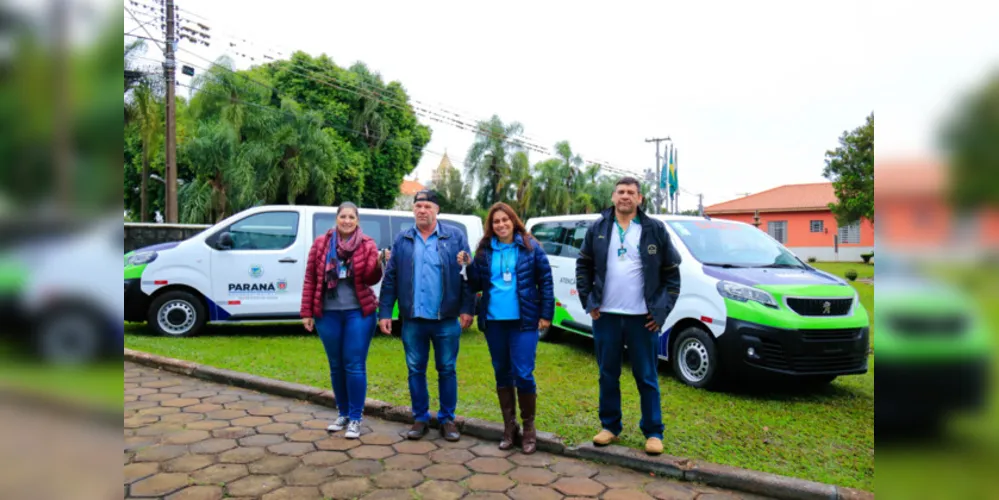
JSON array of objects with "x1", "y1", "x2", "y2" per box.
[
  {"x1": 338, "y1": 268, "x2": 347, "y2": 279},
  {"x1": 503, "y1": 271, "x2": 512, "y2": 282},
  {"x1": 617, "y1": 247, "x2": 627, "y2": 260}
]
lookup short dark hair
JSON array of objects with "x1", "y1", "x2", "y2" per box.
[{"x1": 615, "y1": 176, "x2": 642, "y2": 191}]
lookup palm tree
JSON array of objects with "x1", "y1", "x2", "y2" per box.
[
  {"x1": 129, "y1": 79, "x2": 162, "y2": 222},
  {"x1": 532, "y1": 158, "x2": 571, "y2": 216},
  {"x1": 554, "y1": 141, "x2": 583, "y2": 203},
  {"x1": 507, "y1": 151, "x2": 534, "y2": 218},
  {"x1": 465, "y1": 115, "x2": 524, "y2": 208}
]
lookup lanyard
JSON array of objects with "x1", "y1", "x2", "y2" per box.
[
  {"x1": 614, "y1": 220, "x2": 630, "y2": 249},
  {"x1": 501, "y1": 246, "x2": 515, "y2": 273}
]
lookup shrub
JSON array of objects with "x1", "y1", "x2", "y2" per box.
[
  {"x1": 807, "y1": 256, "x2": 817, "y2": 263},
  {"x1": 860, "y1": 252, "x2": 873, "y2": 264},
  {"x1": 845, "y1": 269, "x2": 858, "y2": 281}
]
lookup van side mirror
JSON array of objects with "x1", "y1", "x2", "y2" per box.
[{"x1": 218, "y1": 232, "x2": 234, "y2": 250}]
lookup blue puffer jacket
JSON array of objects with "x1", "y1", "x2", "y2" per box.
[
  {"x1": 467, "y1": 233, "x2": 555, "y2": 332},
  {"x1": 378, "y1": 223, "x2": 476, "y2": 321}
]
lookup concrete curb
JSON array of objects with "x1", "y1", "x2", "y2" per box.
[{"x1": 124, "y1": 348, "x2": 873, "y2": 500}]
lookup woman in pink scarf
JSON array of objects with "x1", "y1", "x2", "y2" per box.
[{"x1": 300, "y1": 202, "x2": 383, "y2": 439}]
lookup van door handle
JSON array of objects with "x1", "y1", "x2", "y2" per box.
[{"x1": 279, "y1": 257, "x2": 297, "y2": 263}]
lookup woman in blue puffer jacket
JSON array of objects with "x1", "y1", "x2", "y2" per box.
[{"x1": 462, "y1": 202, "x2": 555, "y2": 454}]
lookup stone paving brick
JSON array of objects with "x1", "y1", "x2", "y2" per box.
[
  {"x1": 284, "y1": 465, "x2": 336, "y2": 486},
  {"x1": 416, "y1": 480, "x2": 466, "y2": 500},
  {"x1": 509, "y1": 466, "x2": 558, "y2": 485},
  {"x1": 349, "y1": 445, "x2": 395, "y2": 460},
  {"x1": 248, "y1": 456, "x2": 301, "y2": 475},
  {"x1": 552, "y1": 476, "x2": 606, "y2": 497},
  {"x1": 466, "y1": 473, "x2": 514, "y2": 492},
  {"x1": 190, "y1": 464, "x2": 250, "y2": 484},
  {"x1": 372, "y1": 469, "x2": 423, "y2": 489},
  {"x1": 551, "y1": 458, "x2": 599, "y2": 478},
  {"x1": 392, "y1": 440, "x2": 438, "y2": 454},
  {"x1": 508, "y1": 484, "x2": 564, "y2": 500},
  {"x1": 334, "y1": 459, "x2": 383, "y2": 477},
  {"x1": 163, "y1": 455, "x2": 215, "y2": 473},
  {"x1": 224, "y1": 475, "x2": 283, "y2": 497},
  {"x1": 320, "y1": 477, "x2": 372, "y2": 499},
  {"x1": 429, "y1": 447, "x2": 475, "y2": 464},
  {"x1": 239, "y1": 434, "x2": 286, "y2": 447},
  {"x1": 383, "y1": 453, "x2": 432, "y2": 471},
  {"x1": 261, "y1": 486, "x2": 322, "y2": 500},
  {"x1": 166, "y1": 485, "x2": 225, "y2": 500},
  {"x1": 212, "y1": 426, "x2": 256, "y2": 439},
  {"x1": 130, "y1": 473, "x2": 190, "y2": 497},
  {"x1": 190, "y1": 438, "x2": 238, "y2": 454},
  {"x1": 267, "y1": 441, "x2": 315, "y2": 456},
  {"x1": 121, "y1": 361, "x2": 753, "y2": 500},
  {"x1": 218, "y1": 447, "x2": 267, "y2": 464},
  {"x1": 422, "y1": 464, "x2": 471, "y2": 481}
]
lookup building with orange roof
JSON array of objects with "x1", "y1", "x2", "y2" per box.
[{"x1": 704, "y1": 182, "x2": 874, "y2": 262}]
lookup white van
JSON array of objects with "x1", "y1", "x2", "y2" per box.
[
  {"x1": 526, "y1": 213, "x2": 871, "y2": 389},
  {"x1": 124, "y1": 205, "x2": 483, "y2": 337}
]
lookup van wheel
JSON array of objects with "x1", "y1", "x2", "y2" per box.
[
  {"x1": 148, "y1": 290, "x2": 206, "y2": 337},
  {"x1": 33, "y1": 304, "x2": 105, "y2": 365},
  {"x1": 672, "y1": 327, "x2": 720, "y2": 389}
]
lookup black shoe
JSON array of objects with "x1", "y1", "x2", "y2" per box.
[
  {"x1": 406, "y1": 421, "x2": 429, "y2": 440},
  {"x1": 440, "y1": 420, "x2": 461, "y2": 442}
]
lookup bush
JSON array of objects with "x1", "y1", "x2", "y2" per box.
[
  {"x1": 860, "y1": 252, "x2": 873, "y2": 264},
  {"x1": 807, "y1": 256, "x2": 817, "y2": 263},
  {"x1": 845, "y1": 269, "x2": 858, "y2": 281}
]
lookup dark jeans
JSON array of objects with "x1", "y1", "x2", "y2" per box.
[
  {"x1": 315, "y1": 309, "x2": 376, "y2": 421},
  {"x1": 483, "y1": 320, "x2": 539, "y2": 393},
  {"x1": 401, "y1": 318, "x2": 461, "y2": 423},
  {"x1": 593, "y1": 313, "x2": 664, "y2": 439}
]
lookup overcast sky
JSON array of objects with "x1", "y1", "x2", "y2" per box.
[{"x1": 125, "y1": 0, "x2": 999, "y2": 211}]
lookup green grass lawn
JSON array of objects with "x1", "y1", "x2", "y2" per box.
[
  {"x1": 126, "y1": 300, "x2": 875, "y2": 491},
  {"x1": 0, "y1": 345, "x2": 122, "y2": 411}
]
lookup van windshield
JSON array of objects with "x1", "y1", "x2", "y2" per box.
[{"x1": 667, "y1": 220, "x2": 806, "y2": 269}]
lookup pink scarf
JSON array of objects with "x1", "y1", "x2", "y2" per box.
[{"x1": 324, "y1": 225, "x2": 365, "y2": 289}]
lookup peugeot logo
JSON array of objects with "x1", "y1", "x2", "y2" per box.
[{"x1": 822, "y1": 301, "x2": 832, "y2": 314}]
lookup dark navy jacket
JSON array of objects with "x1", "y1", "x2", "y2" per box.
[
  {"x1": 467, "y1": 233, "x2": 555, "y2": 332},
  {"x1": 378, "y1": 223, "x2": 475, "y2": 321},
  {"x1": 575, "y1": 207, "x2": 682, "y2": 327}
]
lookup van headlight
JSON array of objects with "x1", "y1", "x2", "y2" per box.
[
  {"x1": 126, "y1": 251, "x2": 158, "y2": 267},
  {"x1": 717, "y1": 280, "x2": 778, "y2": 308}
]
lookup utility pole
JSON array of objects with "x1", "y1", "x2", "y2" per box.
[
  {"x1": 698, "y1": 193, "x2": 704, "y2": 216},
  {"x1": 164, "y1": 0, "x2": 179, "y2": 223},
  {"x1": 645, "y1": 137, "x2": 671, "y2": 214}
]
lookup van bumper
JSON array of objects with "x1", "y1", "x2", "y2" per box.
[
  {"x1": 124, "y1": 278, "x2": 149, "y2": 323},
  {"x1": 877, "y1": 359, "x2": 989, "y2": 420},
  {"x1": 716, "y1": 317, "x2": 870, "y2": 377}
]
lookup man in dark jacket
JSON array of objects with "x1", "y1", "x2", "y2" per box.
[
  {"x1": 575, "y1": 177, "x2": 681, "y2": 455},
  {"x1": 378, "y1": 190, "x2": 475, "y2": 442}
]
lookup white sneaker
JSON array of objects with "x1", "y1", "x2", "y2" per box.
[
  {"x1": 345, "y1": 420, "x2": 362, "y2": 439},
  {"x1": 327, "y1": 416, "x2": 349, "y2": 432}
]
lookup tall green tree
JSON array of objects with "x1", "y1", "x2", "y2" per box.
[
  {"x1": 431, "y1": 164, "x2": 477, "y2": 215},
  {"x1": 128, "y1": 79, "x2": 163, "y2": 222},
  {"x1": 941, "y1": 74, "x2": 999, "y2": 211},
  {"x1": 823, "y1": 113, "x2": 874, "y2": 224},
  {"x1": 466, "y1": 115, "x2": 524, "y2": 208}
]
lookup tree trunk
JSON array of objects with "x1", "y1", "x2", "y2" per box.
[{"x1": 140, "y1": 150, "x2": 150, "y2": 222}]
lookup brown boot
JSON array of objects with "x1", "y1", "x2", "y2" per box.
[
  {"x1": 518, "y1": 390, "x2": 537, "y2": 454},
  {"x1": 497, "y1": 387, "x2": 519, "y2": 450}
]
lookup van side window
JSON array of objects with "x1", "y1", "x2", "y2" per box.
[
  {"x1": 389, "y1": 215, "x2": 415, "y2": 246},
  {"x1": 439, "y1": 220, "x2": 470, "y2": 243},
  {"x1": 227, "y1": 211, "x2": 299, "y2": 250},
  {"x1": 531, "y1": 222, "x2": 569, "y2": 257},
  {"x1": 559, "y1": 221, "x2": 590, "y2": 258}
]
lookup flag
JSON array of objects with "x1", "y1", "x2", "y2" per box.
[
  {"x1": 659, "y1": 154, "x2": 669, "y2": 190},
  {"x1": 668, "y1": 147, "x2": 678, "y2": 198}
]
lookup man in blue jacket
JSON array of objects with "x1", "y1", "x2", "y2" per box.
[
  {"x1": 378, "y1": 190, "x2": 475, "y2": 441},
  {"x1": 575, "y1": 176, "x2": 681, "y2": 455}
]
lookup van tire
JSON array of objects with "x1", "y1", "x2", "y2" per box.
[
  {"x1": 671, "y1": 327, "x2": 720, "y2": 389},
  {"x1": 33, "y1": 303, "x2": 106, "y2": 365},
  {"x1": 148, "y1": 290, "x2": 206, "y2": 337}
]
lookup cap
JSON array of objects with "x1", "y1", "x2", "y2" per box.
[{"x1": 413, "y1": 190, "x2": 440, "y2": 206}]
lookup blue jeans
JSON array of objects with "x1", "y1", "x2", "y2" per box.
[
  {"x1": 401, "y1": 318, "x2": 461, "y2": 423},
  {"x1": 483, "y1": 320, "x2": 538, "y2": 393},
  {"x1": 315, "y1": 309, "x2": 376, "y2": 421},
  {"x1": 593, "y1": 313, "x2": 664, "y2": 439}
]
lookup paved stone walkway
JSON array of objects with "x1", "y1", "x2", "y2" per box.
[{"x1": 124, "y1": 362, "x2": 769, "y2": 499}]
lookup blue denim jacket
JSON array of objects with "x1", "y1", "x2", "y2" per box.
[{"x1": 378, "y1": 222, "x2": 475, "y2": 321}]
